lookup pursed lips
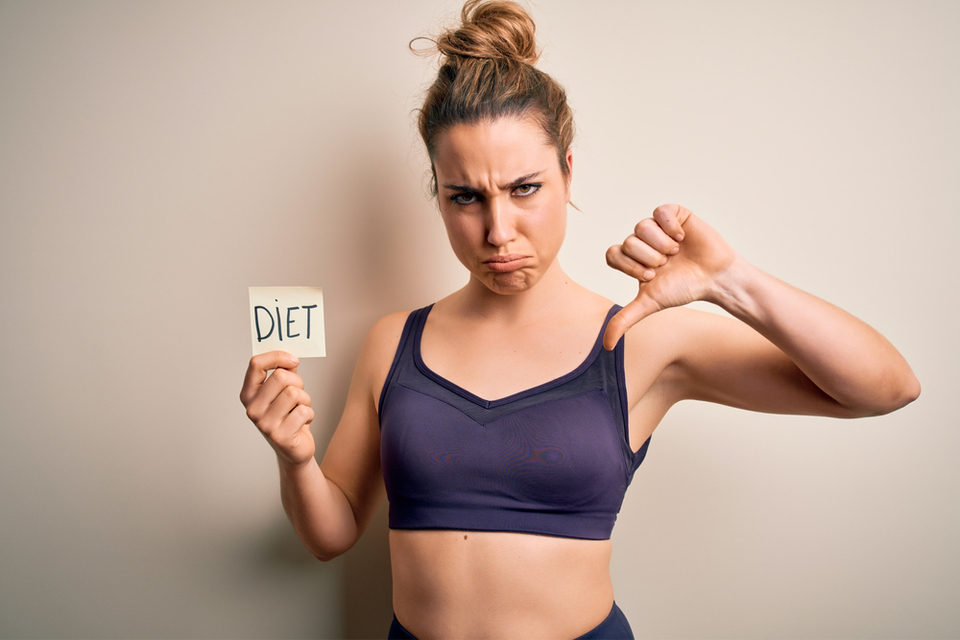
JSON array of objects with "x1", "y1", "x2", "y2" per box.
[{"x1": 483, "y1": 254, "x2": 529, "y2": 272}]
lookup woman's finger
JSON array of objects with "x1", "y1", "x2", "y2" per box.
[
  {"x1": 278, "y1": 404, "x2": 315, "y2": 438},
  {"x1": 606, "y1": 244, "x2": 657, "y2": 282},
  {"x1": 244, "y1": 367, "x2": 306, "y2": 424},
  {"x1": 651, "y1": 204, "x2": 690, "y2": 242},
  {"x1": 258, "y1": 386, "x2": 313, "y2": 440},
  {"x1": 240, "y1": 350, "x2": 300, "y2": 406},
  {"x1": 603, "y1": 293, "x2": 661, "y2": 350},
  {"x1": 621, "y1": 233, "x2": 669, "y2": 269},
  {"x1": 632, "y1": 217, "x2": 681, "y2": 256},
  {"x1": 273, "y1": 404, "x2": 317, "y2": 466}
]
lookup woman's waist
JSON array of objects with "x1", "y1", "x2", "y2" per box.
[{"x1": 389, "y1": 529, "x2": 615, "y2": 639}]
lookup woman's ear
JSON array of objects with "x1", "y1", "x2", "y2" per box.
[{"x1": 564, "y1": 148, "x2": 573, "y2": 200}]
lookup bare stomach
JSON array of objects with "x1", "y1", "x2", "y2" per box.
[{"x1": 389, "y1": 529, "x2": 615, "y2": 640}]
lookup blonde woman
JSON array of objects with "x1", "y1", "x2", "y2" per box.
[{"x1": 240, "y1": 2, "x2": 919, "y2": 638}]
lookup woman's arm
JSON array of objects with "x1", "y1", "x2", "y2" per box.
[
  {"x1": 606, "y1": 205, "x2": 920, "y2": 418},
  {"x1": 239, "y1": 312, "x2": 405, "y2": 561}
]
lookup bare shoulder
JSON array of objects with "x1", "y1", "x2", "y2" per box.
[
  {"x1": 364, "y1": 310, "x2": 410, "y2": 356},
  {"x1": 576, "y1": 288, "x2": 617, "y2": 325},
  {"x1": 355, "y1": 310, "x2": 413, "y2": 403}
]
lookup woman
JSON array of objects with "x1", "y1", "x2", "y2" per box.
[{"x1": 240, "y1": 2, "x2": 920, "y2": 638}]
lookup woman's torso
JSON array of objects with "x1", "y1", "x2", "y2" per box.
[
  {"x1": 390, "y1": 529, "x2": 614, "y2": 639},
  {"x1": 377, "y1": 287, "x2": 668, "y2": 638}
]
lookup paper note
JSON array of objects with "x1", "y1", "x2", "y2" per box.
[{"x1": 249, "y1": 286, "x2": 325, "y2": 357}]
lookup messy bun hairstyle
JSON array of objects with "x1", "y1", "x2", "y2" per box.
[{"x1": 415, "y1": 0, "x2": 575, "y2": 195}]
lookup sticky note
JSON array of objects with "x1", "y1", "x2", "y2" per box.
[{"x1": 249, "y1": 286, "x2": 325, "y2": 357}]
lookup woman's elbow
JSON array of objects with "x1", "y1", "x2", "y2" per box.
[
  {"x1": 310, "y1": 538, "x2": 355, "y2": 563},
  {"x1": 887, "y1": 373, "x2": 921, "y2": 413},
  {"x1": 313, "y1": 549, "x2": 344, "y2": 563},
  {"x1": 846, "y1": 371, "x2": 921, "y2": 417}
]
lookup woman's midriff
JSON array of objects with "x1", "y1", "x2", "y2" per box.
[{"x1": 390, "y1": 529, "x2": 615, "y2": 640}]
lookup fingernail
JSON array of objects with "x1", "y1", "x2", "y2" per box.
[
  {"x1": 291, "y1": 355, "x2": 300, "y2": 364},
  {"x1": 674, "y1": 233, "x2": 684, "y2": 242},
  {"x1": 643, "y1": 269, "x2": 656, "y2": 280},
  {"x1": 669, "y1": 246, "x2": 679, "y2": 255}
]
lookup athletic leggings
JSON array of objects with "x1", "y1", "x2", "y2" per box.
[{"x1": 387, "y1": 602, "x2": 634, "y2": 639}]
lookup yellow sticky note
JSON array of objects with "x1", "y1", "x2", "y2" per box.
[{"x1": 249, "y1": 286, "x2": 325, "y2": 357}]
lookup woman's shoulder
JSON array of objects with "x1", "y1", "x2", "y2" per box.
[
  {"x1": 360, "y1": 302, "x2": 451, "y2": 367},
  {"x1": 364, "y1": 309, "x2": 416, "y2": 357},
  {"x1": 350, "y1": 309, "x2": 421, "y2": 402},
  {"x1": 565, "y1": 283, "x2": 617, "y2": 320}
]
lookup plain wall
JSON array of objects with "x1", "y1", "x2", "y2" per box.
[{"x1": 1, "y1": 1, "x2": 957, "y2": 638}]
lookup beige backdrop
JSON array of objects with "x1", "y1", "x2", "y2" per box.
[{"x1": 1, "y1": 1, "x2": 957, "y2": 638}]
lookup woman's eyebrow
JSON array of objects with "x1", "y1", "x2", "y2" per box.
[
  {"x1": 504, "y1": 171, "x2": 544, "y2": 189},
  {"x1": 441, "y1": 171, "x2": 544, "y2": 194},
  {"x1": 442, "y1": 183, "x2": 482, "y2": 195}
]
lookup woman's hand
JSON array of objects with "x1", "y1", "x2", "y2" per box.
[
  {"x1": 240, "y1": 350, "x2": 316, "y2": 467},
  {"x1": 604, "y1": 204, "x2": 737, "y2": 349}
]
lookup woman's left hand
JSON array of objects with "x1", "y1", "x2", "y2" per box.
[{"x1": 603, "y1": 204, "x2": 737, "y2": 349}]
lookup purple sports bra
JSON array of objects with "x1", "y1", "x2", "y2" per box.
[{"x1": 377, "y1": 304, "x2": 650, "y2": 540}]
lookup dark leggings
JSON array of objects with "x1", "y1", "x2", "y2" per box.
[{"x1": 388, "y1": 601, "x2": 634, "y2": 639}]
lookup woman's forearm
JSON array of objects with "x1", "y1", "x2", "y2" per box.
[
  {"x1": 707, "y1": 256, "x2": 920, "y2": 415},
  {"x1": 277, "y1": 456, "x2": 359, "y2": 562}
]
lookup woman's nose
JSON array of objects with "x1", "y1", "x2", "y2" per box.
[{"x1": 485, "y1": 200, "x2": 517, "y2": 247}]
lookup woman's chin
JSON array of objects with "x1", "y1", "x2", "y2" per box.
[{"x1": 483, "y1": 271, "x2": 537, "y2": 294}]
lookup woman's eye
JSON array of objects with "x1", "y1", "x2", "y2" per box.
[
  {"x1": 513, "y1": 183, "x2": 541, "y2": 197},
  {"x1": 451, "y1": 193, "x2": 478, "y2": 205}
]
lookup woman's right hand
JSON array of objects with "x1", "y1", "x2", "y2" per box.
[{"x1": 240, "y1": 351, "x2": 316, "y2": 467}]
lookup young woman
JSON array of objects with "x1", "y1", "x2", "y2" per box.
[{"x1": 240, "y1": 2, "x2": 919, "y2": 638}]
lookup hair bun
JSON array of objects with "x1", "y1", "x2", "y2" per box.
[{"x1": 435, "y1": 0, "x2": 539, "y2": 65}]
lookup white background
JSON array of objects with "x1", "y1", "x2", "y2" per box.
[{"x1": 1, "y1": 1, "x2": 957, "y2": 638}]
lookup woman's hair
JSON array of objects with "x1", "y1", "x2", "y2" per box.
[{"x1": 415, "y1": 0, "x2": 575, "y2": 195}]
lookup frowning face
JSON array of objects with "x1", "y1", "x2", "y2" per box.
[{"x1": 433, "y1": 115, "x2": 572, "y2": 296}]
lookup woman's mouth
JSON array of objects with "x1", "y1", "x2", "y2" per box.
[{"x1": 484, "y1": 254, "x2": 529, "y2": 272}]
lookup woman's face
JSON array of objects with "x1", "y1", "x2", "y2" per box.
[{"x1": 433, "y1": 115, "x2": 572, "y2": 296}]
